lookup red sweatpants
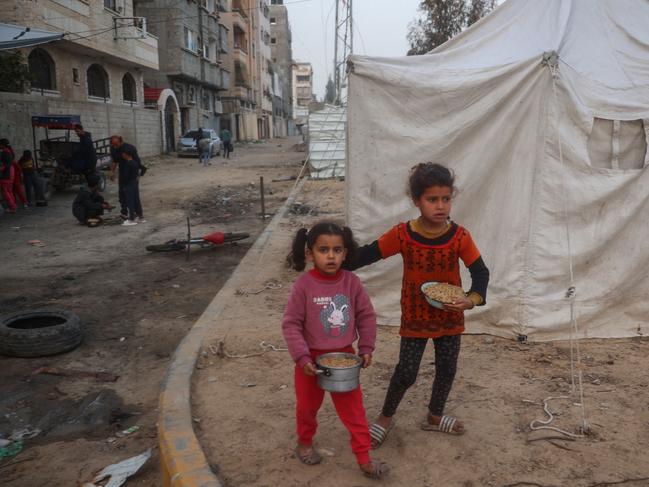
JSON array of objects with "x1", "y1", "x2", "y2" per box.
[
  {"x1": 1, "y1": 166, "x2": 17, "y2": 211},
  {"x1": 295, "y1": 346, "x2": 371, "y2": 465}
]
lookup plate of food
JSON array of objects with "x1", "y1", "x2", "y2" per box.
[{"x1": 421, "y1": 281, "x2": 466, "y2": 309}]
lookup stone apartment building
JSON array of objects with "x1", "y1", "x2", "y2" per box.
[
  {"x1": 134, "y1": 0, "x2": 229, "y2": 140},
  {"x1": 219, "y1": 0, "x2": 257, "y2": 141},
  {"x1": 269, "y1": 0, "x2": 294, "y2": 137},
  {"x1": 0, "y1": 0, "x2": 171, "y2": 156},
  {"x1": 292, "y1": 61, "x2": 313, "y2": 126},
  {"x1": 253, "y1": 0, "x2": 273, "y2": 140}
]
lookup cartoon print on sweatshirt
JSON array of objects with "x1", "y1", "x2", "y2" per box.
[{"x1": 319, "y1": 294, "x2": 350, "y2": 337}]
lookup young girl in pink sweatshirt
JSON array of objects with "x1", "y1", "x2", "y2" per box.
[{"x1": 282, "y1": 221, "x2": 388, "y2": 480}]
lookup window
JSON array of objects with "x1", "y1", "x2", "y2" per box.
[
  {"x1": 72, "y1": 68, "x2": 79, "y2": 85},
  {"x1": 219, "y1": 24, "x2": 229, "y2": 52},
  {"x1": 296, "y1": 75, "x2": 310, "y2": 82},
  {"x1": 270, "y1": 37, "x2": 276, "y2": 44},
  {"x1": 202, "y1": 91, "x2": 210, "y2": 111},
  {"x1": 270, "y1": 17, "x2": 276, "y2": 25},
  {"x1": 122, "y1": 73, "x2": 136, "y2": 103},
  {"x1": 587, "y1": 118, "x2": 648, "y2": 170},
  {"x1": 28, "y1": 48, "x2": 56, "y2": 91},
  {"x1": 104, "y1": 0, "x2": 118, "y2": 11},
  {"x1": 209, "y1": 38, "x2": 217, "y2": 61},
  {"x1": 87, "y1": 64, "x2": 109, "y2": 99},
  {"x1": 184, "y1": 27, "x2": 197, "y2": 52}
]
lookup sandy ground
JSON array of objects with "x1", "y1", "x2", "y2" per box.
[
  {"x1": 0, "y1": 137, "x2": 305, "y2": 486},
  {"x1": 192, "y1": 179, "x2": 649, "y2": 487}
]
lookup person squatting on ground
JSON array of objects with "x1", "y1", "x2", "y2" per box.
[
  {"x1": 282, "y1": 221, "x2": 389, "y2": 480},
  {"x1": 119, "y1": 147, "x2": 144, "y2": 226},
  {"x1": 220, "y1": 127, "x2": 232, "y2": 158},
  {"x1": 0, "y1": 139, "x2": 17, "y2": 212},
  {"x1": 72, "y1": 174, "x2": 111, "y2": 226},
  {"x1": 351, "y1": 162, "x2": 490, "y2": 447},
  {"x1": 109, "y1": 135, "x2": 145, "y2": 221}
]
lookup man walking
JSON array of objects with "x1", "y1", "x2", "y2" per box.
[
  {"x1": 220, "y1": 127, "x2": 232, "y2": 159},
  {"x1": 109, "y1": 135, "x2": 145, "y2": 224}
]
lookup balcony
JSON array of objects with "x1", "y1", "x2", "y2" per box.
[
  {"x1": 232, "y1": 10, "x2": 248, "y2": 30},
  {"x1": 231, "y1": 85, "x2": 250, "y2": 101},
  {"x1": 232, "y1": 46, "x2": 248, "y2": 65}
]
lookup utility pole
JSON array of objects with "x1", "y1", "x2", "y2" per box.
[{"x1": 333, "y1": 0, "x2": 353, "y2": 105}]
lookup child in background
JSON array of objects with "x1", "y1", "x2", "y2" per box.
[
  {"x1": 0, "y1": 139, "x2": 16, "y2": 212},
  {"x1": 282, "y1": 221, "x2": 388, "y2": 480},
  {"x1": 18, "y1": 150, "x2": 38, "y2": 206},
  {"x1": 352, "y1": 162, "x2": 490, "y2": 447}
]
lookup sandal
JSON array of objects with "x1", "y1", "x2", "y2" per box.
[
  {"x1": 362, "y1": 459, "x2": 389, "y2": 480},
  {"x1": 295, "y1": 445, "x2": 322, "y2": 465},
  {"x1": 369, "y1": 420, "x2": 394, "y2": 449},
  {"x1": 420, "y1": 415, "x2": 465, "y2": 435}
]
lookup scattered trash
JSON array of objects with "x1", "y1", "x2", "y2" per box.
[
  {"x1": 272, "y1": 175, "x2": 297, "y2": 182},
  {"x1": 483, "y1": 336, "x2": 495, "y2": 344},
  {"x1": 235, "y1": 279, "x2": 282, "y2": 296},
  {"x1": 85, "y1": 449, "x2": 152, "y2": 487},
  {"x1": 208, "y1": 377, "x2": 217, "y2": 383},
  {"x1": 0, "y1": 439, "x2": 10, "y2": 448},
  {"x1": 28, "y1": 239, "x2": 46, "y2": 247},
  {"x1": 10, "y1": 428, "x2": 41, "y2": 441},
  {"x1": 0, "y1": 440, "x2": 23, "y2": 458},
  {"x1": 319, "y1": 447, "x2": 335, "y2": 457},
  {"x1": 115, "y1": 426, "x2": 140, "y2": 438},
  {"x1": 119, "y1": 337, "x2": 126, "y2": 342},
  {"x1": 175, "y1": 314, "x2": 187, "y2": 319},
  {"x1": 106, "y1": 437, "x2": 117, "y2": 444},
  {"x1": 278, "y1": 384, "x2": 287, "y2": 391},
  {"x1": 240, "y1": 382, "x2": 257, "y2": 388},
  {"x1": 172, "y1": 284, "x2": 180, "y2": 289},
  {"x1": 193, "y1": 417, "x2": 201, "y2": 423},
  {"x1": 32, "y1": 366, "x2": 119, "y2": 383}
]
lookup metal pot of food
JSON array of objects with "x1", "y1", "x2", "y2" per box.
[{"x1": 315, "y1": 352, "x2": 363, "y2": 393}]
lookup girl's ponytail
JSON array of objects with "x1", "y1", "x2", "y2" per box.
[
  {"x1": 286, "y1": 228, "x2": 309, "y2": 271},
  {"x1": 341, "y1": 226, "x2": 358, "y2": 270}
]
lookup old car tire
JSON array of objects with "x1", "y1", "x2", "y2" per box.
[{"x1": 0, "y1": 310, "x2": 83, "y2": 358}]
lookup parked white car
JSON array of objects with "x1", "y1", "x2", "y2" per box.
[{"x1": 177, "y1": 129, "x2": 221, "y2": 157}]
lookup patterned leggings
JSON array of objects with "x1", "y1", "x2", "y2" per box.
[{"x1": 382, "y1": 335, "x2": 461, "y2": 417}]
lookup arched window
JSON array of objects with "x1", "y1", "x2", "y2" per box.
[
  {"x1": 87, "y1": 64, "x2": 109, "y2": 99},
  {"x1": 28, "y1": 48, "x2": 56, "y2": 91},
  {"x1": 122, "y1": 73, "x2": 137, "y2": 103}
]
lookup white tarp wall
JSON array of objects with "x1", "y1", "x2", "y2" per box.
[
  {"x1": 308, "y1": 105, "x2": 346, "y2": 179},
  {"x1": 346, "y1": 0, "x2": 649, "y2": 341}
]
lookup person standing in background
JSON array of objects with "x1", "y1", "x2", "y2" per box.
[
  {"x1": 0, "y1": 139, "x2": 17, "y2": 213},
  {"x1": 220, "y1": 127, "x2": 232, "y2": 159}
]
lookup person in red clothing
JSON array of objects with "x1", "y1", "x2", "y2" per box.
[
  {"x1": 0, "y1": 139, "x2": 17, "y2": 212},
  {"x1": 0, "y1": 139, "x2": 28, "y2": 208},
  {"x1": 282, "y1": 221, "x2": 388, "y2": 480},
  {"x1": 351, "y1": 162, "x2": 490, "y2": 448}
]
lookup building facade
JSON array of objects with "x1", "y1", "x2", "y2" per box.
[
  {"x1": 253, "y1": 0, "x2": 273, "y2": 139},
  {"x1": 292, "y1": 61, "x2": 313, "y2": 126},
  {"x1": 0, "y1": 0, "x2": 169, "y2": 156},
  {"x1": 269, "y1": 0, "x2": 294, "y2": 137},
  {"x1": 134, "y1": 0, "x2": 229, "y2": 142}
]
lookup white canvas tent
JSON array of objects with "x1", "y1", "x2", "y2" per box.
[{"x1": 346, "y1": 0, "x2": 649, "y2": 341}]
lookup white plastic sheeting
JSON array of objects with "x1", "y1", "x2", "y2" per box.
[
  {"x1": 308, "y1": 105, "x2": 346, "y2": 179},
  {"x1": 346, "y1": 0, "x2": 649, "y2": 341}
]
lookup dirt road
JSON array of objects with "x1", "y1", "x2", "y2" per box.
[
  {"x1": 0, "y1": 138, "x2": 305, "y2": 486},
  {"x1": 192, "y1": 180, "x2": 649, "y2": 487}
]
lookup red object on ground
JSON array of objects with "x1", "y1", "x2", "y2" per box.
[
  {"x1": 202, "y1": 231, "x2": 225, "y2": 245},
  {"x1": 294, "y1": 346, "x2": 371, "y2": 465}
]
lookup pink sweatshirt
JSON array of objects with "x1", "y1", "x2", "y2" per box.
[{"x1": 282, "y1": 269, "x2": 377, "y2": 368}]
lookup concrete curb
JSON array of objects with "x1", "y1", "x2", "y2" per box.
[{"x1": 158, "y1": 178, "x2": 306, "y2": 487}]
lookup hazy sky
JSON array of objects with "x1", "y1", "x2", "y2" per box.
[{"x1": 286, "y1": 0, "x2": 422, "y2": 99}]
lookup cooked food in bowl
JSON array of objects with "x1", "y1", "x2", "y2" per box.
[
  {"x1": 319, "y1": 356, "x2": 361, "y2": 368},
  {"x1": 422, "y1": 282, "x2": 465, "y2": 306}
]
